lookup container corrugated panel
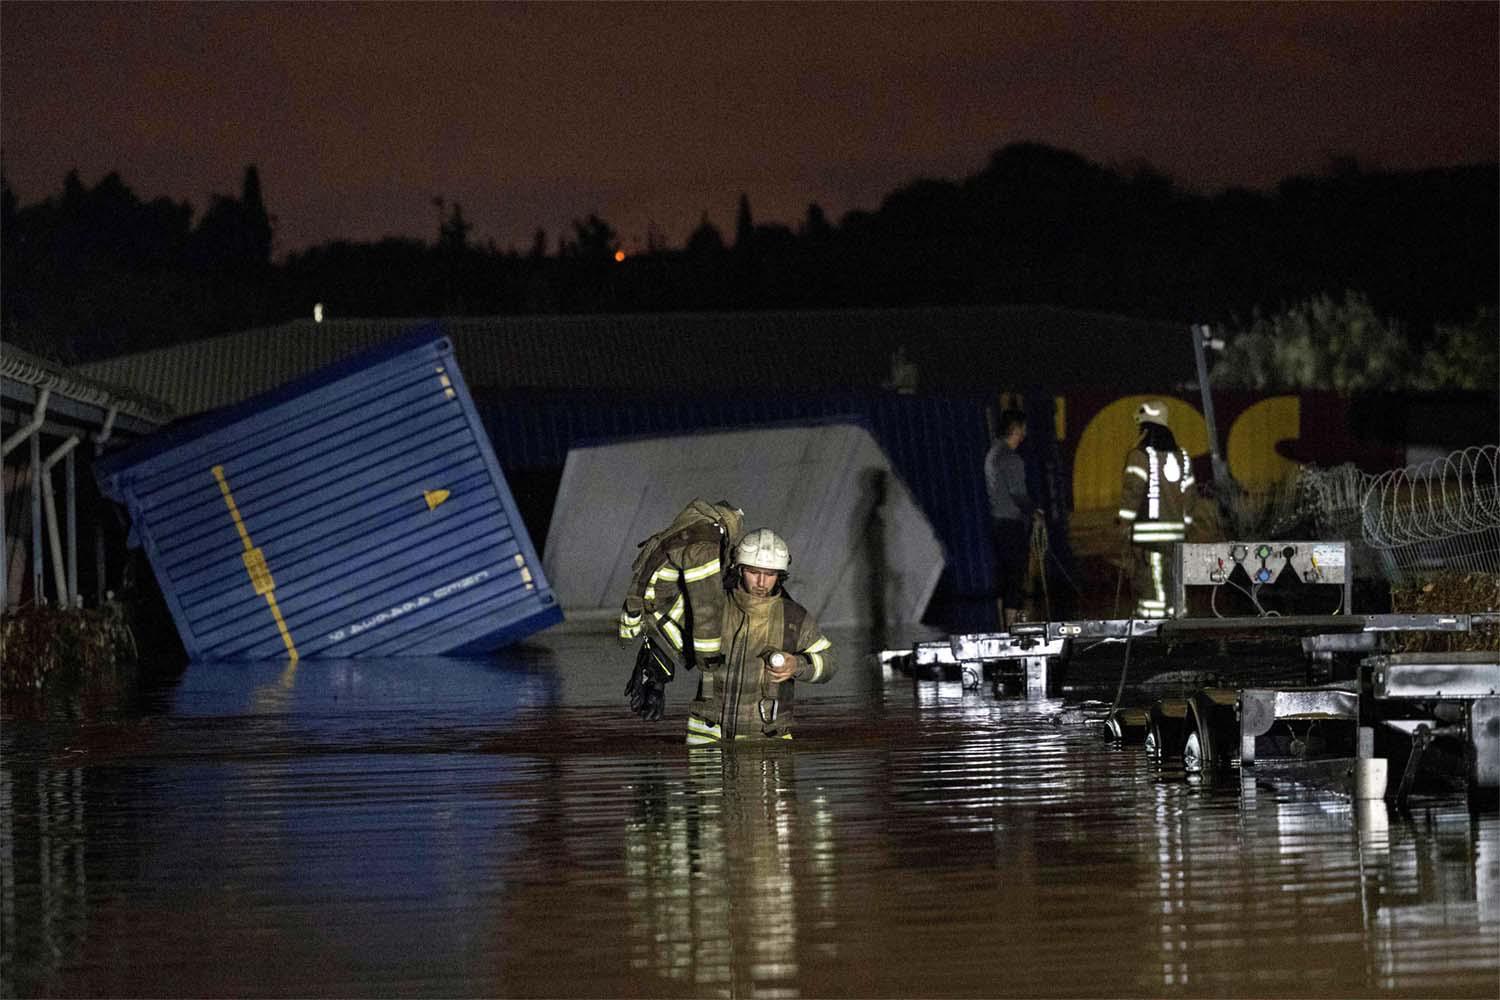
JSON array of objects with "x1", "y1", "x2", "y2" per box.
[{"x1": 95, "y1": 324, "x2": 561, "y2": 660}]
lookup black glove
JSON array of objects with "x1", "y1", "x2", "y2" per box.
[{"x1": 625, "y1": 640, "x2": 674, "y2": 721}]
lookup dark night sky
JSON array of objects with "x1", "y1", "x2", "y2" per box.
[{"x1": 3, "y1": 1, "x2": 1495, "y2": 259}]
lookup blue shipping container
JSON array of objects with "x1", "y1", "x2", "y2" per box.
[{"x1": 96, "y1": 325, "x2": 561, "y2": 659}]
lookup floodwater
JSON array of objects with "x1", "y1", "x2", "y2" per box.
[{"x1": 2, "y1": 628, "x2": 1497, "y2": 998}]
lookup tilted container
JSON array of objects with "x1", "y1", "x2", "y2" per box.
[{"x1": 95, "y1": 325, "x2": 561, "y2": 659}]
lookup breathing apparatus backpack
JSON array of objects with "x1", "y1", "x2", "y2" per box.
[{"x1": 620, "y1": 499, "x2": 742, "y2": 721}]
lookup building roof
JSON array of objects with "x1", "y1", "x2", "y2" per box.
[
  {"x1": 3, "y1": 344, "x2": 174, "y2": 438},
  {"x1": 75, "y1": 305, "x2": 1195, "y2": 417}
]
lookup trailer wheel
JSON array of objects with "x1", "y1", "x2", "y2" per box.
[
  {"x1": 1184, "y1": 729, "x2": 1206, "y2": 773},
  {"x1": 1148, "y1": 699, "x2": 1189, "y2": 763},
  {"x1": 1183, "y1": 696, "x2": 1216, "y2": 773}
]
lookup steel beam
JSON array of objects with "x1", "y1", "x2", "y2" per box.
[{"x1": 1369, "y1": 654, "x2": 1500, "y2": 699}]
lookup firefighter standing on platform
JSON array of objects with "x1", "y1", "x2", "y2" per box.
[
  {"x1": 1117, "y1": 400, "x2": 1195, "y2": 619},
  {"x1": 686, "y1": 528, "x2": 836, "y2": 745}
]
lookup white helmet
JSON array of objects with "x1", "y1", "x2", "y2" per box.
[
  {"x1": 735, "y1": 528, "x2": 790, "y2": 572},
  {"x1": 1135, "y1": 399, "x2": 1169, "y2": 427}
]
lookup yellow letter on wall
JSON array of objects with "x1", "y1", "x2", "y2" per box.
[{"x1": 1227, "y1": 396, "x2": 1301, "y2": 492}]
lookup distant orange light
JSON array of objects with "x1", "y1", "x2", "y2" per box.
[{"x1": 613, "y1": 250, "x2": 626, "y2": 263}]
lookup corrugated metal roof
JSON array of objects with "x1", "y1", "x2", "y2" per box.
[
  {"x1": 76, "y1": 306, "x2": 1193, "y2": 417},
  {"x1": 3, "y1": 343, "x2": 174, "y2": 433}
]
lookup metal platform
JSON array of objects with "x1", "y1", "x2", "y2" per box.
[{"x1": 882, "y1": 610, "x2": 1497, "y2": 803}]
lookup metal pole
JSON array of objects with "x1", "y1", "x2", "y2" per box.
[
  {"x1": 1, "y1": 449, "x2": 7, "y2": 612},
  {"x1": 4, "y1": 390, "x2": 53, "y2": 611},
  {"x1": 94, "y1": 408, "x2": 118, "y2": 607},
  {"x1": 30, "y1": 432, "x2": 43, "y2": 605},
  {"x1": 95, "y1": 508, "x2": 107, "y2": 606},
  {"x1": 1190, "y1": 324, "x2": 1232, "y2": 488},
  {"x1": 1, "y1": 389, "x2": 50, "y2": 457},
  {"x1": 41, "y1": 434, "x2": 81, "y2": 609},
  {"x1": 66, "y1": 448, "x2": 78, "y2": 607}
]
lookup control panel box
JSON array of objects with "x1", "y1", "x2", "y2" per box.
[
  {"x1": 1179, "y1": 541, "x2": 1349, "y2": 587},
  {"x1": 1174, "y1": 540, "x2": 1353, "y2": 617}
]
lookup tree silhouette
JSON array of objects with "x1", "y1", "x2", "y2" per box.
[
  {"x1": 2, "y1": 142, "x2": 1494, "y2": 362},
  {"x1": 733, "y1": 193, "x2": 754, "y2": 252}
]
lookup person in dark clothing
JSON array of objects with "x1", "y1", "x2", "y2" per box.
[{"x1": 984, "y1": 409, "x2": 1037, "y2": 629}]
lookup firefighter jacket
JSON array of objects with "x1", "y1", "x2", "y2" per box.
[
  {"x1": 619, "y1": 499, "x2": 745, "y2": 669},
  {"x1": 686, "y1": 586, "x2": 835, "y2": 745},
  {"x1": 1118, "y1": 444, "x2": 1195, "y2": 545}
]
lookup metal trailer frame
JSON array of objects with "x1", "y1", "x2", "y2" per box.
[{"x1": 883, "y1": 612, "x2": 1497, "y2": 802}]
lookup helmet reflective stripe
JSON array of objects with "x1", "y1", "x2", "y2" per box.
[
  {"x1": 735, "y1": 528, "x2": 790, "y2": 571},
  {"x1": 1135, "y1": 400, "x2": 1168, "y2": 426},
  {"x1": 682, "y1": 558, "x2": 721, "y2": 583}
]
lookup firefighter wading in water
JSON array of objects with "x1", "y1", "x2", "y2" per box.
[
  {"x1": 686, "y1": 528, "x2": 836, "y2": 744},
  {"x1": 1117, "y1": 400, "x2": 1195, "y2": 619}
]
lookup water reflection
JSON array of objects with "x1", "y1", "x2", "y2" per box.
[
  {"x1": 1, "y1": 633, "x2": 1496, "y2": 997},
  {"x1": 624, "y1": 748, "x2": 838, "y2": 996},
  {"x1": 0, "y1": 767, "x2": 88, "y2": 996}
]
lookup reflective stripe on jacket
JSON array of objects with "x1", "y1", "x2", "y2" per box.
[
  {"x1": 687, "y1": 588, "x2": 836, "y2": 743},
  {"x1": 1118, "y1": 445, "x2": 1195, "y2": 545}
]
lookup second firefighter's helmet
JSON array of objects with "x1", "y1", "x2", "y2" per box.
[
  {"x1": 1134, "y1": 399, "x2": 1169, "y2": 427},
  {"x1": 735, "y1": 528, "x2": 790, "y2": 572}
]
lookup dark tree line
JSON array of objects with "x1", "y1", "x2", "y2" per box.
[{"x1": 3, "y1": 143, "x2": 1495, "y2": 364}]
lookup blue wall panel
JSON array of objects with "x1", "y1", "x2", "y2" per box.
[{"x1": 96, "y1": 326, "x2": 561, "y2": 660}]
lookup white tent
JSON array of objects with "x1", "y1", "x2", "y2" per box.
[{"x1": 543, "y1": 423, "x2": 946, "y2": 627}]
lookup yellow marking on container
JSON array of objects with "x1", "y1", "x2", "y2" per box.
[
  {"x1": 242, "y1": 547, "x2": 276, "y2": 594},
  {"x1": 424, "y1": 488, "x2": 450, "y2": 511},
  {"x1": 212, "y1": 465, "x2": 253, "y2": 548},
  {"x1": 211, "y1": 465, "x2": 299, "y2": 662}
]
